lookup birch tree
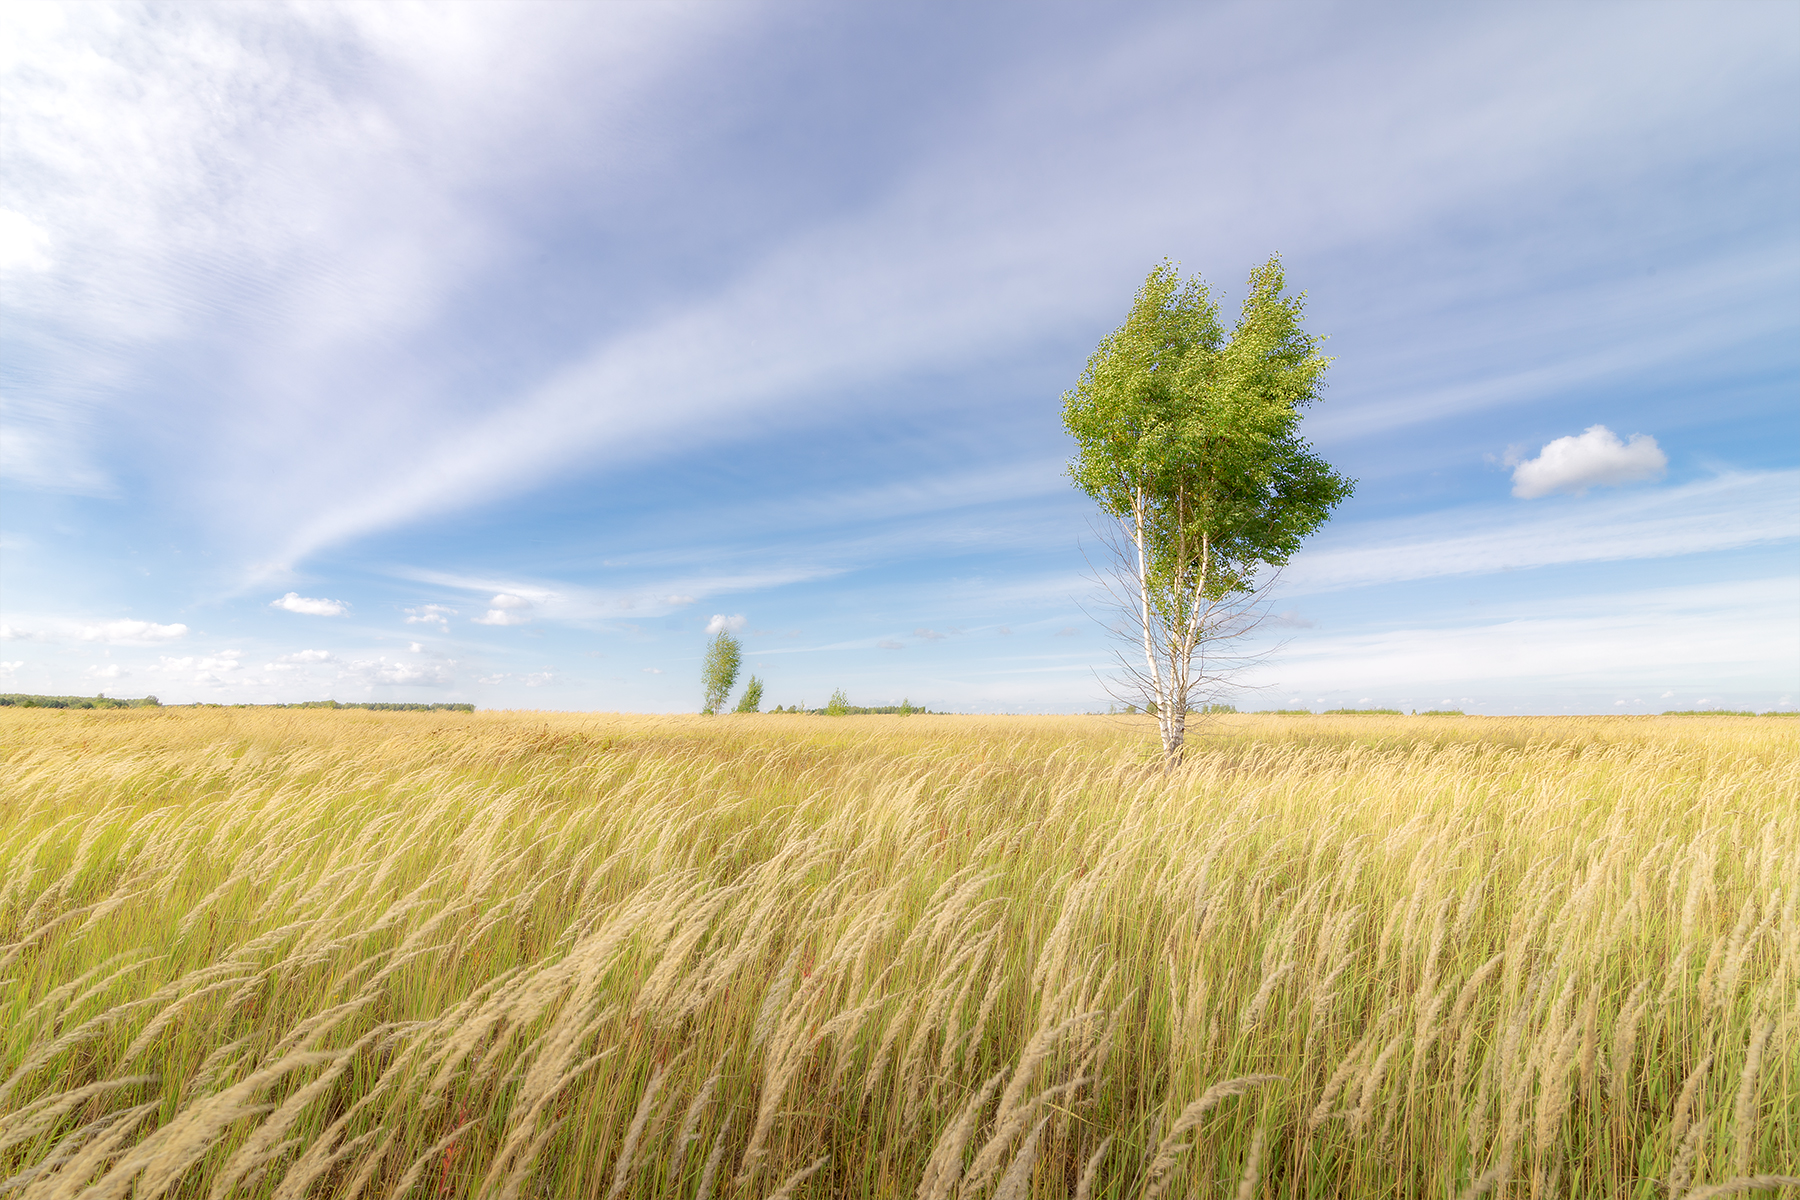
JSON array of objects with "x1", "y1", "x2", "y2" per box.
[
  {"x1": 700, "y1": 631, "x2": 742, "y2": 715},
  {"x1": 1063, "y1": 257, "x2": 1353, "y2": 764}
]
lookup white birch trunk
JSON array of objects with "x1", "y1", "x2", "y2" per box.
[{"x1": 1132, "y1": 486, "x2": 1175, "y2": 759}]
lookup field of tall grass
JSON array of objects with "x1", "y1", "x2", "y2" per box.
[{"x1": 1, "y1": 709, "x2": 1794, "y2": 1199}]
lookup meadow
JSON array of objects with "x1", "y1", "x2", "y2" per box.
[{"x1": 1, "y1": 708, "x2": 1793, "y2": 1199}]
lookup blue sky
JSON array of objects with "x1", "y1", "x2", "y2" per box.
[{"x1": 2, "y1": 1, "x2": 1795, "y2": 714}]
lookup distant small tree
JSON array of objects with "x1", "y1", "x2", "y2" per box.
[
  {"x1": 899, "y1": 698, "x2": 914, "y2": 715},
  {"x1": 734, "y1": 675, "x2": 764, "y2": 713},
  {"x1": 826, "y1": 688, "x2": 849, "y2": 716},
  {"x1": 701, "y1": 632, "x2": 742, "y2": 714}
]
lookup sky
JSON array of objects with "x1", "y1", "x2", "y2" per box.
[{"x1": 1, "y1": 1, "x2": 1796, "y2": 715}]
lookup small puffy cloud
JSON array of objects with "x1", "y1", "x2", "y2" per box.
[
  {"x1": 642, "y1": 667, "x2": 663, "y2": 674},
  {"x1": 705, "y1": 613, "x2": 747, "y2": 635},
  {"x1": 878, "y1": 638, "x2": 905, "y2": 650},
  {"x1": 0, "y1": 661, "x2": 22, "y2": 678},
  {"x1": 1509, "y1": 425, "x2": 1667, "y2": 499},
  {"x1": 404, "y1": 604, "x2": 456, "y2": 628},
  {"x1": 79, "y1": 619, "x2": 189, "y2": 644},
  {"x1": 272, "y1": 592, "x2": 348, "y2": 616},
  {"x1": 85, "y1": 663, "x2": 124, "y2": 680},
  {"x1": 409, "y1": 642, "x2": 423, "y2": 653},
  {"x1": 913, "y1": 628, "x2": 945, "y2": 641},
  {"x1": 266, "y1": 649, "x2": 335, "y2": 669},
  {"x1": 523, "y1": 672, "x2": 554, "y2": 687},
  {"x1": 666, "y1": 594, "x2": 695, "y2": 605},
  {"x1": 997, "y1": 626, "x2": 1013, "y2": 636},
  {"x1": 472, "y1": 594, "x2": 532, "y2": 625},
  {"x1": 1661, "y1": 690, "x2": 1676, "y2": 699}
]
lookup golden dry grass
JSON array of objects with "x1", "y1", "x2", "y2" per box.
[{"x1": 1, "y1": 708, "x2": 1794, "y2": 1198}]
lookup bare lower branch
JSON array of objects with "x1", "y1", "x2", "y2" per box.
[{"x1": 1078, "y1": 512, "x2": 1286, "y2": 764}]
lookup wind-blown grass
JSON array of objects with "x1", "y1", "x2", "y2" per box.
[{"x1": 1, "y1": 709, "x2": 1794, "y2": 1198}]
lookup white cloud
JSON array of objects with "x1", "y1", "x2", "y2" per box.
[
  {"x1": 0, "y1": 661, "x2": 22, "y2": 679},
  {"x1": 265, "y1": 649, "x2": 335, "y2": 669},
  {"x1": 339, "y1": 656, "x2": 453, "y2": 687},
  {"x1": 1250, "y1": 577, "x2": 1798, "y2": 696},
  {"x1": 271, "y1": 592, "x2": 348, "y2": 616},
  {"x1": 1, "y1": 2, "x2": 731, "y2": 525},
  {"x1": 241, "y1": 5, "x2": 1791, "y2": 573},
  {"x1": 666, "y1": 594, "x2": 695, "y2": 605},
  {"x1": 4, "y1": 619, "x2": 188, "y2": 645},
  {"x1": 79, "y1": 619, "x2": 189, "y2": 644},
  {"x1": 159, "y1": 650, "x2": 245, "y2": 682},
  {"x1": 469, "y1": 592, "x2": 533, "y2": 626},
  {"x1": 705, "y1": 613, "x2": 747, "y2": 635},
  {"x1": 1509, "y1": 425, "x2": 1667, "y2": 499},
  {"x1": 404, "y1": 604, "x2": 456, "y2": 628},
  {"x1": 85, "y1": 663, "x2": 124, "y2": 679},
  {"x1": 523, "y1": 671, "x2": 554, "y2": 687},
  {"x1": 1282, "y1": 470, "x2": 1798, "y2": 595},
  {"x1": 642, "y1": 667, "x2": 663, "y2": 674},
  {"x1": 914, "y1": 628, "x2": 946, "y2": 641},
  {"x1": 0, "y1": 208, "x2": 53, "y2": 272}
]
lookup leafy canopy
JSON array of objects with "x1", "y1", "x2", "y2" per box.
[
  {"x1": 701, "y1": 632, "x2": 742, "y2": 715},
  {"x1": 1063, "y1": 257, "x2": 1353, "y2": 597}
]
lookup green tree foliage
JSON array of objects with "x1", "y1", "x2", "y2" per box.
[
  {"x1": 734, "y1": 675, "x2": 764, "y2": 713},
  {"x1": 0, "y1": 693, "x2": 161, "y2": 709},
  {"x1": 826, "y1": 688, "x2": 849, "y2": 716},
  {"x1": 1064, "y1": 257, "x2": 1353, "y2": 763},
  {"x1": 701, "y1": 632, "x2": 742, "y2": 715}
]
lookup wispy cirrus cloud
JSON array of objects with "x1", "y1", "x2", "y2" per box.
[
  {"x1": 388, "y1": 566, "x2": 841, "y2": 626},
  {"x1": 1281, "y1": 470, "x2": 1798, "y2": 595},
  {"x1": 2, "y1": 618, "x2": 188, "y2": 645},
  {"x1": 15, "y1": 2, "x2": 1753, "y2": 577},
  {"x1": 339, "y1": 656, "x2": 455, "y2": 688},
  {"x1": 1248, "y1": 577, "x2": 1797, "y2": 697}
]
